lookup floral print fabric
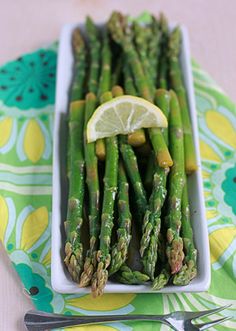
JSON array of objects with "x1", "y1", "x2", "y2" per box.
[{"x1": 0, "y1": 47, "x2": 235, "y2": 330}]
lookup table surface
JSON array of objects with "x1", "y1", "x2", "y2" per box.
[{"x1": 0, "y1": 0, "x2": 235, "y2": 330}]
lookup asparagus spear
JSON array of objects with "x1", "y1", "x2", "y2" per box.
[
  {"x1": 168, "y1": 27, "x2": 197, "y2": 174},
  {"x1": 64, "y1": 100, "x2": 85, "y2": 282},
  {"x1": 79, "y1": 93, "x2": 100, "y2": 287},
  {"x1": 70, "y1": 28, "x2": 86, "y2": 101},
  {"x1": 165, "y1": 90, "x2": 185, "y2": 274},
  {"x1": 109, "y1": 160, "x2": 132, "y2": 275},
  {"x1": 173, "y1": 179, "x2": 197, "y2": 285},
  {"x1": 85, "y1": 17, "x2": 101, "y2": 95},
  {"x1": 119, "y1": 135, "x2": 147, "y2": 225},
  {"x1": 96, "y1": 29, "x2": 112, "y2": 161},
  {"x1": 79, "y1": 20, "x2": 101, "y2": 286},
  {"x1": 140, "y1": 90, "x2": 170, "y2": 279},
  {"x1": 108, "y1": 12, "x2": 172, "y2": 168},
  {"x1": 107, "y1": 85, "x2": 132, "y2": 275},
  {"x1": 91, "y1": 91, "x2": 118, "y2": 297}
]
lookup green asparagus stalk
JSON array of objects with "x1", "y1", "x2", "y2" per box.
[
  {"x1": 108, "y1": 86, "x2": 132, "y2": 275},
  {"x1": 152, "y1": 231, "x2": 171, "y2": 290},
  {"x1": 119, "y1": 135, "x2": 147, "y2": 225},
  {"x1": 64, "y1": 100, "x2": 85, "y2": 282},
  {"x1": 133, "y1": 21, "x2": 155, "y2": 96},
  {"x1": 96, "y1": 29, "x2": 112, "y2": 161},
  {"x1": 140, "y1": 90, "x2": 170, "y2": 279},
  {"x1": 108, "y1": 12, "x2": 172, "y2": 168},
  {"x1": 148, "y1": 15, "x2": 161, "y2": 86},
  {"x1": 173, "y1": 179, "x2": 197, "y2": 285},
  {"x1": 79, "y1": 93, "x2": 100, "y2": 287},
  {"x1": 165, "y1": 90, "x2": 185, "y2": 274},
  {"x1": 158, "y1": 13, "x2": 169, "y2": 89},
  {"x1": 85, "y1": 17, "x2": 101, "y2": 95},
  {"x1": 123, "y1": 59, "x2": 137, "y2": 96},
  {"x1": 70, "y1": 28, "x2": 86, "y2": 101},
  {"x1": 109, "y1": 161, "x2": 132, "y2": 275},
  {"x1": 155, "y1": 89, "x2": 170, "y2": 143},
  {"x1": 97, "y1": 30, "x2": 112, "y2": 97},
  {"x1": 92, "y1": 91, "x2": 118, "y2": 297},
  {"x1": 141, "y1": 168, "x2": 169, "y2": 280},
  {"x1": 168, "y1": 27, "x2": 197, "y2": 174}
]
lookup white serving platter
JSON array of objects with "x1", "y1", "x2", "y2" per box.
[{"x1": 51, "y1": 23, "x2": 211, "y2": 294}]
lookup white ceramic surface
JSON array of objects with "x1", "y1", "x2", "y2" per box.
[{"x1": 51, "y1": 23, "x2": 211, "y2": 294}]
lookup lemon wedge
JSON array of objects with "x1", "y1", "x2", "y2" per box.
[{"x1": 87, "y1": 95, "x2": 167, "y2": 142}]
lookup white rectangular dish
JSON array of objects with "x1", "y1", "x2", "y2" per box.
[{"x1": 51, "y1": 23, "x2": 211, "y2": 294}]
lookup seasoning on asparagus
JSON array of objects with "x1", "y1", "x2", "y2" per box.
[
  {"x1": 79, "y1": 93, "x2": 100, "y2": 287},
  {"x1": 92, "y1": 91, "x2": 119, "y2": 297},
  {"x1": 165, "y1": 90, "x2": 185, "y2": 274},
  {"x1": 168, "y1": 27, "x2": 197, "y2": 174},
  {"x1": 64, "y1": 100, "x2": 85, "y2": 282},
  {"x1": 173, "y1": 179, "x2": 197, "y2": 285}
]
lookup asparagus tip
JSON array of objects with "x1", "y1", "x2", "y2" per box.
[
  {"x1": 79, "y1": 257, "x2": 95, "y2": 287},
  {"x1": 91, "y1": 261, "x2": 108, "y2": 297},
  {"x1": 173, "y1": 262, "x2": 197, "y2": 286},
  {"x1": 64, "y1": 241, "x2": 83, "y2": 283},
  {"x1": 152, "y1": 272, "x2": 169, "y2": 290}
]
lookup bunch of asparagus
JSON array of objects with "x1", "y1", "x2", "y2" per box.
[{"x1": 64, "y1": 12, "x2": 198, "y2": 297}]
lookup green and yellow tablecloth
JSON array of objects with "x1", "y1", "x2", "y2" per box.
[{"x1": 0, "y1": 41, "x2": 235, "y2": 330}]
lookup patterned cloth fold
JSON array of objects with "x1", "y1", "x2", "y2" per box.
[{"x1": 0, "y1": 45, "x2": 235, "y2": 330}]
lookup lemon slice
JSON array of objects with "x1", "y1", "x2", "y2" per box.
[{"x1": 87, "y1": 95, "x2": 167, "y2": 142}]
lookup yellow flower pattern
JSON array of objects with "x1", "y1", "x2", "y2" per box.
[
  {"x1": 0, "y1": 117, "x2": 13, "y2": 147},
  {"x1": 23, "y1": 119, "x2": 45, "y2": 163}
]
